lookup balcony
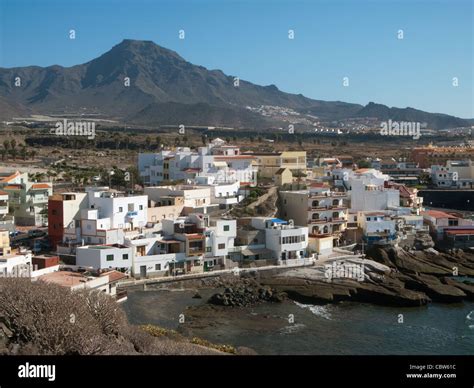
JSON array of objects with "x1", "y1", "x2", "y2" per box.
[
  {"x1": 308, "y1": 217, "x2": 347, "y2": 224},
  {"x1": 309, "y1": 192, "x2": 347, "y2": 199}
]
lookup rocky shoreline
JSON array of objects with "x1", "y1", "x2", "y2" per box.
[
  {"x1": 178, "y1": 247, "x2": 474, "y2": 309},
  {"x1": 257, "y1": 247, "x2": 474, "y2": 307}
]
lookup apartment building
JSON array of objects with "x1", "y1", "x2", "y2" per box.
[
  {"x1": 0, "y1": 229, "x2": 32, "y2": 277},
  {"x1": 357, "y1": 211, "x2": 397, "y2": 246},
  {"x1": 349, "y1": 175, "x2": 400, "y2": 212},
  {"x1": 147, "y1": 195, "x2": 184, "y2": 223},
  {"x1": 48, "y1": 192, "x2": 88, "y2": 249},
  {"x1": 431, "y1": 160, "x2": 474, "y2": 189},
  {"x1": 145, "y1": 185, "x2": 212, "y2": 212},
  {"x1": 249, "y1": 217, "x2": 308, "y2": 262},
  {"x1": 0, "y1": 190, "x2": 13, "y2": 231},
  {"x1": 384, "y1": 182, "x2": 423, "y2": 210},
  {"x1": 421, "y1": 210, "x2": 474, "y2": 240},
  {"x1": 161, "y1": 214, "x2": 206, "y2": 274},
  {"x1": 243, "y1": 151, "x2": 306, "y2": 179},
  {"x1": 60, "y1": 187, "x2": 149, "y2": 253},
  {"x1": 412, "y1": 145, "x2": 474, "y2": 168},
  {"x1": 76, "y1": 244, "x2": 133, "y2": 271},
  {"x1": 138, "y1": 140, "x2": 257, "y2": 186},
  {"x1": 280, "y1": 183, "x2": 348, "y2": 242},
  {"x1": 203, "y1": 218, "x2": 237, "y2": 271},
  {"x1": 0, "y1": 171, "x2": 52, "y2": 226}
]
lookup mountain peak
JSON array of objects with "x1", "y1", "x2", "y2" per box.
[{"x1": 110, "y1": 39, "x2": 184, "y2": 61}]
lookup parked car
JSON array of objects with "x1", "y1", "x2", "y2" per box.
[
  {"x1": 9, "y1": 231, "x2": 24, "y2": 238},
  {"x1": 28, "y1": 229, "x2": 47, "y2": 238}
]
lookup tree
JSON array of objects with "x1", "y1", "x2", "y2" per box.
[
  {"x1": 3, "y1": 140, "x2": 9, "y2": 157},
  {"x1": 357, "y1": 159, "x2": 371, "y2": 169},
  {"x1": 20, "y1": 145, "x2": 27, "y2": 161},
  {"x1": 9, "y1": 148, "x2": 17, "y2": 160}
]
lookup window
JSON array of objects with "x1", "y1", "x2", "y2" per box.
[
  {"x1": 52, "y1": 209, "x2": 57, "y2": 215},
  {"x1": 122, "y1": 254, "x2": 128, "y2": 260},
  {"x1": 155, "y1": 264, "x2": 161, "y2": 271},
  {"x1": 218, "y1": 243, "x2": 225, "y2": 249},
  {"x1": 206, "y1": 247, "x2": 212, "y2": 252},
  {"x1": 139, "y1": 205, "x2": 143, "y2": 210},
  {"x1": 119, "y1": 207, "x2": 123, "y2": 212},
  {"x1": 106, "y1": 254, "x2": 114, "y2": 261},
  {"x1": 223, "y1": 225, "x2": 230, "y2": 232}
]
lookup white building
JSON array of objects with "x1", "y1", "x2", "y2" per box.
[
  {"x1": 76, "y1": 244, "x2": 133, "y2": 271},
  {"x1": 431, "y1": 160, "x2": 474, "y2": 188},
  {"x1": 38, "y1": 269, "x2": 127, "y2": 299},
  {"x1": 0, "y1": 171, "x2": 52, "y2": 226},
  {"x1": 204, "y1": 218, "x2": 237, "y2": 270},
  {"x1": 0, "y1": 190, "x2": 13, "y2": 230},
  {"x1": 358, "y1": 211, "x2": 397, "y2": 245},
  {"x1": 61, "y1": 187, "x2": 150, "y2": 253},
  {"x1": 250, "y1": 218, "x2": 308, "y2": 262},
  {"x1": 138, "y1": 140, "x2": 257, "y2": 187},
  {"x1": 145, "y1": 185, "x2": 212, "y2": 210},
  {"x1": 0, "y1": 251, "x2": 32, "y2": 277},
  {"x1": 87, "y1": 187, "x2": 148, "y2": 230}
]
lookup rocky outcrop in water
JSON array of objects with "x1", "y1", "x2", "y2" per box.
[{"x1": 208, "y1": 280, "x2": 286, "y2": 307}]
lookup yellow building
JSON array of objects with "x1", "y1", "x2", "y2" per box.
[
  {"x1": 250, "y1": 151, "x2": 307, "y2": 178},
  {"x1": 0, "y1": 229, "x2": 12, "y2": 256},
  {"x1": 275, "y1": 168, "x2": 293, "y2": 186}
]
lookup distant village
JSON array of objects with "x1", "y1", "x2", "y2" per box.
[{"x1": 0, "y1": 138, "x2": 473, "y2": 302}]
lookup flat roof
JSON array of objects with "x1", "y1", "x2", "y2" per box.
[{"x1": 39, "y1": 271, "x2": 90, "y2": 287}]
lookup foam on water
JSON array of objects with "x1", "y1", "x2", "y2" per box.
[
  {"x1": 278, "y1": 323, "x2": 306, "y2": 334},
  {"x1": 466, "y1": 310, "x2": 474, "y2": 321},
  {"x1": 294, "y1": 301, "x2": 332, "y2": 320}
]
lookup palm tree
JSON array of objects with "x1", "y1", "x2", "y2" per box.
[
  {"x1": 0, "y1": 149, "x2": 6, "y2": 161},
  {"x1": 3, "y1": 140, "x2": 9, "y2": 157},
  {"x1": 20, "y1": 145, "x2": 27, "y2": 161},
  {"x1": 10, "y1": 139, "x2": 16, "y2": 151},
  {"x1": 29, "y1": 149, "x2": 37, "y2": 160}
]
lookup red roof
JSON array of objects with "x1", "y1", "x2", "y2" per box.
[
  {"x1": 31, "y1": 183, "x2": 51, "y2": 189},
  {"x1": 445, "y1": 229, "x2": 474, "y2": 235},
  {"x1": 0, "y1": 190, "x2": 7, "y2": 195},
  {"x1": 310, "y1": 182, "x2": 328, "y2": 188},
  {"x1": 422, "y1": 210, "x2": 457, "y2": 219},
  {"x1": 0, "y1": 172, "x2": 20, "y2": 183},
  {"x1": 100, "y1": 270, "x2": 128, "y2": 282},
  {"x1": 3, "y1": 184, "x2": 21, "y2": 190}
]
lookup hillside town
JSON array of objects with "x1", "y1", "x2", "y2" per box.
[{"x1": 0, "y1": 137, "x2": 472, "y2": 303}]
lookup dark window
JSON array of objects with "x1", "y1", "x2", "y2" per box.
[
  {"x1": 122, "y1": 254, "x2": 128, "y2": 260},
  {"x1": 106, "y1": 254, "x2": 114, "y2": 261}
]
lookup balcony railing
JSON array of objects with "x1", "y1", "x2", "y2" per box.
[{"x1": 308, "y1": 217, "x2": 347, "y2": 224}]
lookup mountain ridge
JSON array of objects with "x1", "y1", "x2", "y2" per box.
[{"x1": 0, "y1": 39, "x2": 469, "y2": 130}]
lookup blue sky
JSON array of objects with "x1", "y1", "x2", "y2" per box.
[{"x1": 0, "y1": 0, "x2": 472, "y2": 118}]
